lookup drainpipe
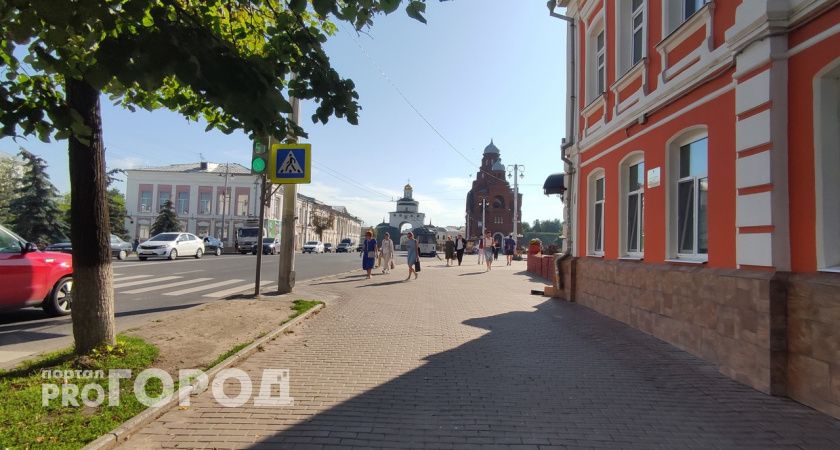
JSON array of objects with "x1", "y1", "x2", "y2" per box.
[{"x1": 549, "y1": 1, "x2": 576, "y2": 292}]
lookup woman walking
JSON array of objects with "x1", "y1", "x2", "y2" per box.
[
  {"x1": 483, "y1": 230, "x2": 495, "y2": 272},
  {"x1": 444, "y1": 236, "x2": 455, "y2": 266},
  {"x1": 476, "y1": 236, "x2": 484, "y2": 265},
  {"x1": 380, "y1": 232, "x2": 395, "y2": 274},
  {"x1": 361, "y1": 230, "x2": 377, "y2": 279},
  {"x1": 405, "y1": 231, "x2": 420, "y2": 281}
]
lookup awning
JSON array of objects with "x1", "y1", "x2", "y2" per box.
[{"x1": 543, "y1": 173, "x2": 566, "y2": 195}]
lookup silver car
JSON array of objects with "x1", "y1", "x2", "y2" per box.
[{"x1": 138, "y1": 233, "x2": 205, "y2": 260}]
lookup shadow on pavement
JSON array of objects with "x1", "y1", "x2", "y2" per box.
[
  {"x1": 355, "y1": 280, "x2": 406, "y2": 288},
  {"x1": 248, "y1": 299, "x2": 840, "y2": 449}
]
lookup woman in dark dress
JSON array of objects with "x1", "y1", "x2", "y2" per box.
[
  {"x1": 361, "y1": 230, "x2": 377, "y2": 279},
  {"x1": 444, "y1": 236, "x2": 456, "y2": 266}
]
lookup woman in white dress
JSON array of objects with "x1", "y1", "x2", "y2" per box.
[{"x1": 379, "y1": 232, "x2": 395, "y2": 274}]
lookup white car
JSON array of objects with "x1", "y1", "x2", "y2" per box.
[
  {"x1": 302, "y1": 240, "x2": 325, "y2": 253},
  {"x1": 138, "y1": 232, "x2": 205, "y2": 260}
]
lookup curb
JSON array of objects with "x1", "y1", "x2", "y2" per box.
[{"x1": 82, "y1": 303, "x2": 325, "y2": 450}]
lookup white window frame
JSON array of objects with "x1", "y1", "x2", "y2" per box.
[
  {"x1": 198, "y1": 192, "x2": 211, "y2": 215},
  {"x1": 631, "y1": 0, "x2": 645, "y2": 66},
  {"x1": 814, "y1": 58, "x2": 840, "y2": 271},
  {"x1": 666, "y1": 127, "x2": 708, "y2": 261},
  {"x1": 616, "y1": 1, "x2": 647, "y2": 77},
  {"x1": 663, "y1": 0, "x2": 710, "y2": 35},
  {"x1": 619, "y1": 153, "x2": 645, "y2": 258},
  {"x1": 586, "y1": 16, "x2": 607, "y2": 104},
  {"x1": 139, "y1": 191, "x2": 152, "y2": 213},
  {"x1": 177, "y1": 191, "x2": 189, "y2": 215},
  {"x1": 588, "y1": 170, "x2": 606, "y2": 256}
]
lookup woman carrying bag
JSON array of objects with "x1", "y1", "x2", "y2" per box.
[
  {"x1": 361, "y1": 230, "x2": 378, "y2": 279},
  {"x1": 380, "y1": 232, "x2": 395, "y2": 274},
  {"x1": 405, "y1": 231, "x2": 420, "y2": 281}
]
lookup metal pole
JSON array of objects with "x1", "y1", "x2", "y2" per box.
[
  {"x1": 481, "y1": 198, "x2": 486, "y2": 237},
  {"x1": 220, "y1": 163, "x2": 229, "y2": 246},
  {"x1": 254, "y1": 135, "x2": 270, "y2": 297},
  {"x1": 277, "y1": 75, "x2": 299, "y2": 294},
  {"x1": 513, "y1": 164, "x2": 519, "y2": 239}
]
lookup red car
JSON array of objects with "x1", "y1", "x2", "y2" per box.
[{"x1": 0, "y1": 224, "x2": 73, "y2": 316}]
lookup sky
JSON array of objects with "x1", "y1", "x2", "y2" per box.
[{"x1": 0, "y1": 1, "x2": 569, "y2": 228}]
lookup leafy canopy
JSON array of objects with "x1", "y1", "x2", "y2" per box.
[
  {"x1": 1, "y1": 0, "x2": 439, "y2": 142},
  {"x1": 150, "y1": 199, "x2": 181, "y2": 235}
]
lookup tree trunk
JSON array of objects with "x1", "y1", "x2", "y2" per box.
[{"x1": 67, "y1": 78, "x2": 116, "y2": 354}]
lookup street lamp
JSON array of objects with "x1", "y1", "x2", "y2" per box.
[
  {"x1": 478, "y1": 198, "x2": 490, "y2": 237},
  {"x1": 218, "y1": 163, "x2": 235, "y2": 246},
  {"x1": 506, "y1": 164, "x2": 525, "y2": 240}
]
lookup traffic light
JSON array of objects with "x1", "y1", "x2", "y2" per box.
[{"x1": 251, "y1": 138, "x2": 268, "y2": 175}]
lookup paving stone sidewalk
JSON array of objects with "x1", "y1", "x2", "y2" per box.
[{"x1": 119, "y1": 258, "x2": 840, "y2": 449}]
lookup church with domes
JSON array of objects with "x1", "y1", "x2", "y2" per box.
[{"x1": 465, "y1": 140, "x2": 522, "y2": 242}]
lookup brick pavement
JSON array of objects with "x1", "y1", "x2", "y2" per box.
[{"x1": 118, "y1": 258, "x2": 840, "y2": 449}]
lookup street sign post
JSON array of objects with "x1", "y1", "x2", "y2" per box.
[{"x1": 269, "y1": 143, "x2": 311, "y2": 184}]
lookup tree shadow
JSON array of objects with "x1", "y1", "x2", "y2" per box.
[
  {"x1": 246, "y1": 299, "x2": 840, "y2": 448},
  {"x1": 355, "y1": 280, "x2": 407, "y2": 288}
]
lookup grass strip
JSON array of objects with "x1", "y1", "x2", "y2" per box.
[{"x1": 0, "y1": 335, "x2": 159, "y2": 449}]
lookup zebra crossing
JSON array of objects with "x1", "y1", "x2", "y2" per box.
[{"x1": 112, "y1": 272, "x2": 270, "y2": 299}]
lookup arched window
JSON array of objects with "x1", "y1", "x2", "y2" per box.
[
  {"x1": 667, "y1": 127, "x2": 708, "y2": 260},
  {"x1": 587, "y1": 15, "x2": 607, "y2": 103},
  {"x1": 619, "y1": 152, "x2": 645, "y2": 257},
  {"x1": 588, "y1": 169, "x2": 606, "y2": 255},
  {"x1": 815, "y1": 58, "x2": 840, "y2": 271},
  {"x1": 493, "y1": 195, "x2": 505, "y2": 209}
]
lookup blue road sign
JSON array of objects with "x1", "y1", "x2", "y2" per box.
[{"x1": 269, "y1": 144, "x2": 311, "y2": 184}]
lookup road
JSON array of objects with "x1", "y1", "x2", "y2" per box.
[{"x1": 0, "y1": 251, "x2": 366, "y2": 368}]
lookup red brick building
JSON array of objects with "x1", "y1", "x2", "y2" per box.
[
  {"x1": 547, "y1": 0, "x2": 840, "y2": 419},
  {"x1": 465, "y1": 141, "x2": 522, "y2": 242}
]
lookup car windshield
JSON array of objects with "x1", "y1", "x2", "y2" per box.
[
  {"x1": 305, "y1": 241, "x2": 319, "y2": 245},
  {"x1": 150, "y1": 233, "x2": 179, "y2": 241},
  {"x1": 263, "y1": 238, "x2": 275, "y2": 243},
  {"x1": 238, "y1": 228, "x2": 259, "y2": 237}
]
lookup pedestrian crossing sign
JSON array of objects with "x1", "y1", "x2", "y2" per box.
[{"x1": 269, "y1": 143, "x2": 311, "y2": 184}]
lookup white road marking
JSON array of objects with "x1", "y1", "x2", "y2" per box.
[
  {"x1": 202, "y1": 281, "x2": 272, "y2": 298},
  {"x1": 122, "y1": 278, "x2": 214, "y2": 295},
  {"x1": 172, "y1": 269, "x2": 205, "y2": 275},
  {"x1": 111, "y1": 274, "x2": 154, "y2": 282},
  {"x1": 113, "y1": 276, "x2": 181, "y2": 289},
  {"x1": 163, "y1": 279, "x2": 243, "y2": 296}
]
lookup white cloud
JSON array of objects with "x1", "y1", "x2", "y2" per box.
[
  {"x1": 433, "y1": 176, "x2": 472, "y2": 191},
  {"x1": 107, "y1": 155, "x2": 146, "y2": 170}
]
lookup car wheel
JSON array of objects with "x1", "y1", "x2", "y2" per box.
[
  {"x1": 195, "y1": 248, "x2": 203, "y2": 259},
  {"x1": 117, "y1": 250, "x2": 127, "y2": 260},
  {"x1": 43, "y1": 276, "x2": 72, "y2": 316},
  {"x1": 169, "y1": 249, "x2": 178, "y2": 260},
  {"x1": 215, "y1": 247, "x2": 222, "y2": 256},
  {"x1": 139, "y1": 256, "x2": 147, "y2": 261}
]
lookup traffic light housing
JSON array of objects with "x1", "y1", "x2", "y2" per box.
[{"x1": 251, "y1": 138, "x2": 268, "y2": 175}]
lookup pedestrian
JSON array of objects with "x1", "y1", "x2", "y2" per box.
[
  {"x1": 132, "y1": 237, "x2": 140, "y2": 253},
  {"x1": 492, "y1": 237, "x2": 500, "y2": 261},
  {"x1": 361, "y1": 230, "x2": 377, "y2": 279},
  {"x1": 454, "y1": 234, "x2": 466, "y2": 266},
  {"x1": 405, "y1": 231, "x2": 420, "y2": 281},
  {"x1": 380, "y1": 232, "x2": 395, "y2": 274},
  {"x1": 476, "y1": 235, "x2": 484, "y2": 265},
  {"x1": 483, "y1": 230, "x2": 495, "y2": 272},
  {"x1": 504, "y1": 233, "x2": 516, "y2": 266},
  {"x1": 444, "y1": 236, "x2": 455, "y2": 266}
]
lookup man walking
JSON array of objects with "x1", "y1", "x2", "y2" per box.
[{"x1": 454, "y1": 234, "x2": 466, "y2": 266}]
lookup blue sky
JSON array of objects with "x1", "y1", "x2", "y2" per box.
[{"x1": 0, "y1": 1, "x2": 569, "y2": 228}]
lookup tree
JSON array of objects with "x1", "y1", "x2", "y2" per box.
[
  {"x1": 311, "y1": 207, "x2": 335, "y2": 241},
  {"x1": 8, "y1": 149, "x2": 68, "y2": 244},
  {"x1": 1, "y1": 0, "x2": 436, "y2": 354},
  {"x1": 520, "y1": 222, "x2": 531, "y2": 233},
  {"x1": 108, "y1": 188, "x2": 129, "y2": 239},
  {"x1": 0, "y1": 152, "x2": 22, "y2": 224},
  {"x1": 532, "y1": 219, "x2": 542, "y2": 232},
  {"x1": 151, "y1": 200, "x2": 181, "y2": 235}
]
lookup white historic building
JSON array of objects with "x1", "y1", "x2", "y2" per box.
[
  {"x1": 124, "y1": 161, "x2": 362, "y2": 248},
  {"x1": 388, "y1": 184, "x2": 425, "y2": 232}
]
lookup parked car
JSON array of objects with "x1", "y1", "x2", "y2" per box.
[
  {"x1": 254, "y1": 237, "x2": 280, "y2": 255},
  {"x1": 355, "y1": 243, "x2": 364, "y2": 252},
  {"x1": 302, "y1": 241, "x2": 324, "y2": 253},
  {"x1": 323, "y1": 243, "x2": 333, "y2": 253},
  {"x1": 44, "y1": 234, "x2": 133, "y2": 260},
  {"x1": 336, "y1": 242, "x2": 352, "y2": 253},
  {"x1": 0, "y1": 224, "x2": 73, "y2": 316},
  {"x1": 137, "y1": 232, "x2": 205, "y2": 260},
  {"x1": 202, "y1": 236, "x2": 224, "y2": 256}
]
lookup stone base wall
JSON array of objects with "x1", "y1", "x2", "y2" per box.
[
  {"x1": 787, "y1": 273, "x2": 840, "y2": 418},
  {"x1": 573, "y1": 258, "x2": 787, "y2": 395}
]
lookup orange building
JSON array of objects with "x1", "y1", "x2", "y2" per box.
[{"x1": 548, "y1": 0, "x2": 840, "y2": 418}]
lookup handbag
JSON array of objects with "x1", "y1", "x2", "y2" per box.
[
  {"x1": 414, "y1": 259, "x2": 421, "y2": 272},
  {"x1": 367, "y1": 250, "x2": 376, "y2": 259}
]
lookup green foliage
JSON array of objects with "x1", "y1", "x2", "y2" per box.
[
  {"x1": 8, "y1": 149, "x2": 68, "y2": 244},
  {"x1": 150, "y1": 199, "x2": 181, "y2": 235},
  {"x1": 0, "y1": 335, "x2": 159, "y2": 449},
  {"x1": 0, "y1": 152, "x2": 22, "y2": 224},
  {"x1": 0, "y1": 0, "x2": 440, "y2": 142},
  {"x1": 529, "y1": 219, "x2": 561, "y2": 234},
  {"x1": 311, "y1": 207, "x2": 334, "y2": 240},
  {"x1": 108, "y1": 188, "x2": 129, "y2": 239}
]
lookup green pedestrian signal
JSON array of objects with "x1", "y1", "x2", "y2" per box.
[{"x1": 251, "y1": 139, "x2": 268, "y2": 175}]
